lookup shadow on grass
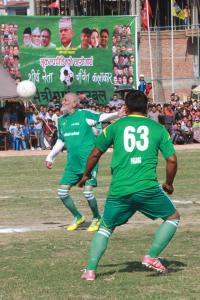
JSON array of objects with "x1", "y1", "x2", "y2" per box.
[
  {"x1": 100, "y1": 259, "x2": 186, "y2": 277},
  {"x1": 42, "y1": 221, "x2": 91, "y2": 230}
]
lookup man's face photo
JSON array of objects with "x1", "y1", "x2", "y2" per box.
[
  {"x1": 32, "y1": 34, "x2": 41, "y2": 46},
  {"x1": 41, "y1": 30, "x2": 51, "y2": 47},
  {"x1": 59, "y1": 27, "x2": 73, "y2": 47},
  {"x1": 81, "y1": 32, "x2": 91, "y2": 48},
  {"x1": 31, "y1": 28, "x2": 41, "y2": 47},
  {"x1": 100, "y1": 30, "x2": 109, "y2": 48},
  {"x1": 23, "y1": 33, "x2": 31, "y2": 46},
  {"x1": 13, "y1": 46, "x2": 19, "y2": 56}
]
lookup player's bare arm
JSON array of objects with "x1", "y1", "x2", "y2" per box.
[
  {"x1": 162, "y1": 154, "x2": 177, "y2": 194},
  {"x1": 78, "y1": 147, "x2": 103, "y2": 187}
]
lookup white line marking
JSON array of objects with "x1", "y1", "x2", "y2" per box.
[{"x1": 0, "y1": 227, "x2": 31, "y2": 233}]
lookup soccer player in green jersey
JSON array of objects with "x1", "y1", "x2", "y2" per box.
[
  {"x1": 79, "y1": 90, "x2": 180, "y2": 280},
  {"x1": 46, "y1": 93, "x2": 124, "y2": 232}
]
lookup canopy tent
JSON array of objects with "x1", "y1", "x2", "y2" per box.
[
  {"x1": 0, "y1": 65, "x2": 18, "y2": 99},
  {"x1": 192, "y1": 85, "x2": 200, "y2": 95}
]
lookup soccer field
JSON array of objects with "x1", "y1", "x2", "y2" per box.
[{"x1": 0, "y1": 150, "x2": 200, "y2": 299}]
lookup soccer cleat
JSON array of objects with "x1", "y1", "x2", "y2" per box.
[
  {"x1": 81, "y1": 269, "x2": 96, "y2": 281},
  {"x1": 67, "y1": 216, "x2": 85, "y2": 231},
  {"x1": 87, "y1": 218, "x2": 101, "y2": 232},
  {"x1": 142, "y1": 255, "x2": 167, "y2": 273}
]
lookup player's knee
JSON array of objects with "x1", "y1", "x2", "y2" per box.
[
  {"x1": 166, "y1": 218, "x2": 180, "y2": 227},
  {"x1": 83, "y1": 190, "x2": 94, "y2": 201},
  {"x1": 57, "y1": 188, "x2": 69, "y2": 200},
  {"x1": 97, "y1": 225, "x2": 113, "y2": 238}
]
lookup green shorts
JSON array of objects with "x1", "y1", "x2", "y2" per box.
[
  {"x1": 101, "y1": 185, "x2": 176, "y2": 229},
  {"x1": 59, "y1": 166, "x2": 98, "y2": 187}
]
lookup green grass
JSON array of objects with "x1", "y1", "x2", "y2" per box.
[{"x1": 0, "y1": 150, "x2": 200, "y2": 300}]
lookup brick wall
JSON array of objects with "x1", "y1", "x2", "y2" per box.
[{"x1": 138, "y1": 30, "x2": 199, "y2": 102}]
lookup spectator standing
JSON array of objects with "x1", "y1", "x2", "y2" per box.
[
  {"x1": 32, "y1": 111, "x2": 45, "y2": 150},
  {"x1": 183, "y1": 4, "x2": 191, "y2": 29},
  {"x1": 148, "y1": 105, "x2": 160, "y2": 122},
  {"x1": 52, "y1": 108, "x2": 60, "y2": 128},
  {"x1": 163, "y1": 104, "x2": 174, "y2": 133},
  {"x1": 2, "y1": 108, "x2": 11, "y2": 131},
  {"x1": 138, "y1": 74, "x2": 146, "y2": 93}
]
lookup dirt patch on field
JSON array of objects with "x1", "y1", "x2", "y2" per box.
[{"x1": 0, "y1": 143, "x2": 200, "y2": 158}]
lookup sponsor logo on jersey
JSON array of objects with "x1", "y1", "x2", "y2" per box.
[
  {"x1": 71, "y1": 122, "x2": 80, "y2": 126},
  {"x1": 64, "y1": 131, "x2": 80, "y2": 137},
  {"x1": 130, "y1": 157, "x2": 141, "y2": 164}
]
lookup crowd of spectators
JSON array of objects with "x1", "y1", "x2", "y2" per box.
[
  {"x1": 147, "y1": 93, "x2": 200, "y2": 144},
  {"x1": 0, "y1": 92, "x2": 200, "y2": 151}
]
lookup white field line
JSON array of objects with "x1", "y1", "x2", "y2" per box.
[{"x1": 0, "y1": 227, "x2": 32, "y2": 233}]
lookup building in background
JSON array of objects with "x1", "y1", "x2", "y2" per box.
[{"x1": 0, "y1": 0, "x2": 29, "y2": 15}]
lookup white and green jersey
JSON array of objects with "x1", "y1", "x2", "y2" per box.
[
  {"x1": 58, "y1": 109, "x2": 100, "y2": 173},
  {"x1": 95, "y1": 115, "x2": 176, "y2": 197}
]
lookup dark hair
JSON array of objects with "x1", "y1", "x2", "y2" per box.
[
  {"x1": 41, "y1": 28, "x2": 51, "y2": 36},
  {"x1": 23, "y1": 27, "x2": 31, "y2": 35},
  {"x1": 125, "y1": 90, "x2": 148, "y2": 114},
  {"x1": 100, "y1": 28, "x2": 109, "y2": 36},
  {"x1": 81, "y1": 27, "x2": 91, "y2": 36}
]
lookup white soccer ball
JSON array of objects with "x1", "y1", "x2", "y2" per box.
[{"x1": 16, "y1": 80, "x2": 36, "y2": 98}]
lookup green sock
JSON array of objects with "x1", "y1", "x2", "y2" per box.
[
  {"x1": 88, "y1": 226, "x2": 112, "y2": 270},
  {"x1": 61, "y1": 195, "x2": 82, "y2": 219},
  {"x1": 87, "y1": 197, "x2": 101, "y2": 219},
  {"x1": 147, "y1": 219, "x2": 179, "y2": 258},
  {"x1": 83, "y1": 191, "x2": 101, "y2": 219}
]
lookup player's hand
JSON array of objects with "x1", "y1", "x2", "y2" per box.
[
  {"x1": 46, "y1": 161, "x2": 53, "y2": 169},
  {"x1": 162, "y1": 183, "x2": 174, "y2": 195},
  {"x1": 78, "y1": 175, "x2": 90, "y2": 188},
  {"x1": 118, "y1": 105, "x2": 126, "y2": 118}
]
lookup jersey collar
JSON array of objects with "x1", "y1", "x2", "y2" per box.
[{"x1": 128, "y1": 114, "x2": 147, "y2": 118}]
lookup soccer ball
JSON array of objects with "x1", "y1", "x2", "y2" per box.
[
  {"x1": 16, "y1": 80, "x2": 36, "y2": 98},
  {"x1": 60, "y1": 66, "x2": 74, "y2": 87}
]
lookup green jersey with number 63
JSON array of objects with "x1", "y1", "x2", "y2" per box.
[{"x1": 95, "y1": 115, "x2": 176, "y2": 197}]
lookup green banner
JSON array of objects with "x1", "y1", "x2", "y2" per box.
[{"x1": 0, "y1": 16, "x2": 137, "y2": 105}]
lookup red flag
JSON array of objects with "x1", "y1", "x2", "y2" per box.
[
  {"x1": 48, "y1": 0, "x2": 59, "y2": 8},
  {"x1": 142, "y1": 0, "x2": 153, "y2": 30}
]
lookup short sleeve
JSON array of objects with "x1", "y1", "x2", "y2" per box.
[
  {"x1": 95, "y1": 124, "x2": 114, "y2": 152},
  {"x1": 159, "y1": 127, "x2": 176, "y2": 159},
  {"x1": 84, "y1": 109, "x2": 101, "y2": 123}
]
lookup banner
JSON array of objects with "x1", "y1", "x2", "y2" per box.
[{"x1": 0, "y1": 16, "x2": 137, "y2": 105}]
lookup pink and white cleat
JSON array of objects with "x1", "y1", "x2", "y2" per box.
[
  {"x1": 142, "y1": 255, "x2": 167, "y2": 273},
  {"x1": 81, "y1": 270, "x2": 96, "y2": 281}
]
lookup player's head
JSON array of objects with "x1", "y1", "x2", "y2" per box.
[
  {"x1": 61, "y1": 93, "x2": 80, "y2": 115},
  {"x1": 125, "y1": 90, "x2": 148, "y2": 115}
]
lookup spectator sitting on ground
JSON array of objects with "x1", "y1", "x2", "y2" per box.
[{"x1": 109, "y1": 94, "x2": 124, "y2": 109}]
